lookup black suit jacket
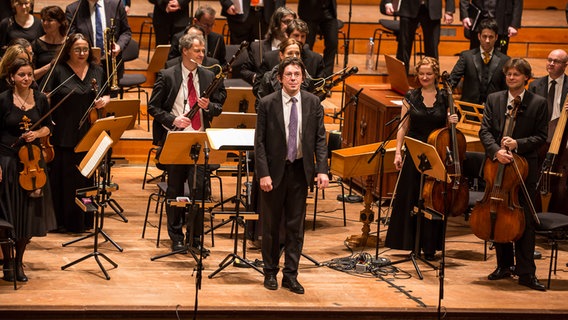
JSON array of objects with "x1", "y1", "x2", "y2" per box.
[
  {"x1": 66, "y1": 0, "x2": 132, "y2": 51},
  {"x1": 393, "y1": 0, "x2": 454, "y2": 20},
  {"x1": 149, "y1": 0, "x2": 191, "y2": 30},
  {"x1": 240, "y1": 40, "x2": 273, "y2": 84},
  {"x1": 449, "y1": 47, "x2": 509, "y2": 104},
  {"x1": 298, "y1": 0, "x2": 337, "y2": 20},
  {"x1": 220, "y1": 0, "x2": 285, "y2": 24},
  {"x1": 459, "y1": 0, "x2": 522, "y2": 35},
  {"x1": 479, "y1": 90, "x2": 548, "y2": 183},
  {"x1": 147, "y1": 63, "x2": 226, "y2": 145},
  {"x1": 255, "y1": 90, "x2": 328, "y2": 189},
  {"x1": 528, "y1": 75, "x2": 568, "y2": 121},
  {"x1": 169, "y1": 29, "x2": 227, "y2": 65}
]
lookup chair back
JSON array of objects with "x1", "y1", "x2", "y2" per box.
[{"x1": 122, "y1": 39, "x2": 140, "y2": 62}]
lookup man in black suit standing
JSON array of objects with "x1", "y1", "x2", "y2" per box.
[
  {"x1": 479, "y1": 58, "x2": 548, "y2": 292},
  {"x1": 255, "y1": 57, "x2": 329, "y2": 294},
  {"x1": 147, "y1": 34, "x2": 226, "y2": 253},
  {"x1": 220, "y1": 0, "x2": 286, "y2": 45},
  {"x1": 297, "y1": 0, "x2": 337, "y2": 77},
  {"x1": 449, "y1": 19, "x2": 509, "y2": 105},
  {"x1": 384, "y1": 0, "x2": 454, "y2": 74},
  {"x1": 66, "y1": 0, "x2": 131, "y2": 81},
  {"x1": 149, "y1": 0, "x2": 191, "y2": 45},
  {"x1": 459, "y1": 0, "x2": 522, "y2": 55},
  {"x1": 528, "y1": 49, "x2": 568, "y2": 125}
]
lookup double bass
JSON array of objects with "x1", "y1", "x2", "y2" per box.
[
  {"x1": 422, "y1": 72, "x2": 469, "y2": 217},
  {"x1": 537, "y1": 96, "x2": 568, "y2": 213},
  {"x1": 469, "y1": 97, "x2": 528, "y2": 243}
]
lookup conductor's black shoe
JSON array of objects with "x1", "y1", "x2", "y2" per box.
[
  {"x1": 264, "y1": 274, "x2": 278, "y2": 290},
  {"x1": 171, "y1": 241, "x2": 185, "y2": 252},
  {"x1": 488, "y1": 266, "x2": 512, "y2": 280},
  {"x1": 190, "y1": 243, "x2": 210, "y2": 257},
  {"x1": 282, "y1": 277, "x2": 304, "y2": 294},
  {"x1": 518, "y1": 274, "x2": 546, "y2": 291}
]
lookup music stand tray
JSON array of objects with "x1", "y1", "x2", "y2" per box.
[
  {"x1": 205, "y1": 128, "x2": 264, "y2": 278},
  {"x1": 103, "y1": 99, "x2": 140, "y2": 130},
  {"x1": 386, "y1": 136, "x2": 447, "y2": 280},
  {"x1": 211, "y1": 112, "x2": 257, "y2": 129}
]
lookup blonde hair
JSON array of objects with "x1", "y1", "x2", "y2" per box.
[
  {"x1": 414, "y1": 56, "x2": 440, "y2": 85},
  {"x1": 0, "y1": 44, "x2": 31, "y2": 78}
]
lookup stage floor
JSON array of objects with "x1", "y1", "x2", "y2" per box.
[{"x1": 0, "y1": 165, "x2": 567, "y2": 319}]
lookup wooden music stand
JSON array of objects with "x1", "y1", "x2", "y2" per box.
[
  {"x1": 454, "y1": 100, "x2": 484, "y2": 136},
  {"x1": 210, "y1": 112, "x2": 257, "y2": 129},
  {"x1": 223, "y1": 87, "x2": 256, "y2": 113},
  {"x1": 103, "y1": 99, "x2": 140, "y2": 130},
  {"x1": 331, "y1": 140, "x2": 398, "y2": 248},
  {"x1": 151, "y1": 131, "x2": 219, "y2": 262},
  {"x1": 75, "y1": 116, "x2": 132, "y2": 153},
  {"x1": 205, "y1": 128, "x2": 263, "y2": 278}
]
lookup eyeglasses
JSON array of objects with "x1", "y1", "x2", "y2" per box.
[
  {"x1": 73, "y1": 47, "x2": 89, "y2": 54},
  {"x1": 547, "y1": 58, "x2": 566, "y2": 65},
  {"x1": 282, "y1": 72, "x2": 302, "y2": 79}
]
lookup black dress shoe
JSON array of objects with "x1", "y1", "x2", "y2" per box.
[
  {"x1": 190, "y1": 243, "x2": 210, "y2": 257},
  {"x1": 282, "y1": 277, "x2": 304, "y2": 294},
  {"x1": 2, "y1": 268, "x2": 14, "y2": 282},
  {"x1": 488, "y1": 266, "x2": 512, "y2": 280},
  {"x1": 518, "y1": 274, "x2": 546, "y2": 291},
  {"x1": 264, "y1": 274, "x2": 278, "y2": 290},
  {"x1": 423, "y1": 253, "x2": 437, "y2": 261},
  {"x1": 171, "y1": 241, "x2": 185, "y2": 252}
]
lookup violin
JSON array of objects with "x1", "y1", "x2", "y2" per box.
[
  {"x1": 469, "y1": 97, "x2": 527, "y2": 243},
  {"x1": 40, "y1": 135, "x2": 55, "y2": 163},
  {"x1": 89, "y1": 78, "x2": 105, "y2": 124},
  {"x1": 17, "y1": 116, "x2": 47, "y2": 191},
  {"x1": 422, "y1": 72, "x2": 469, "y2": 217}
]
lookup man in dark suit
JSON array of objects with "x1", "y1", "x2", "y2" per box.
[
  {"x1": 259, "y1": 19, "x2": 325, "y2": 80},
  {"x1": 149, "y1": 0, "x2": 190, "y2": 45},
  {"x1": 66, "y1": 0, "x2": 131, "y2": 80},
  {"x1": 449, "y1": 19, "x2": 509, "y2": 104},
  {"x1": 220, "y1": 0, "x2": 286, "y2": 45},
  {"x1": 255, "y1": 57, "x2": 329, "y2": 294},
  {"x1": 459, "y1": 0, "x2": 522, "y2": 55},
  {"x1": 528, "y1": 49, "x2": 568, "y2": 125},
  {"x1": 297, "y1": 0, "x2": 337, "y2": 77},
  {"x1": 384, "y1": 0, "x2": 454, "y2": 74},
  {"x1": 479, "y1": 58, "x2": 548, "y2": 292},
  {"x1": 148, "y1": 34, "x2": 226, "y2": 253}
]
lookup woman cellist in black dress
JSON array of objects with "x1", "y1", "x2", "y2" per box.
[
  {"x1": 385, "y1": 57, "x2": 458, "y2": 261},
  {"x1": 0, "y1": 58, "x2": 56, "y2": 282}
]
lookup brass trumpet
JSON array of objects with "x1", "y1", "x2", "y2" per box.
[{"x1": 103, "y1": 18, "x2": 119, "y2": 92}]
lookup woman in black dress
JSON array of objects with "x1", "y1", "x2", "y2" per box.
[
  {"x1": 0, "y1": 0, "x2": 43, "y2": 56},
  {"x1": 384, "y1": 57, "x2": 458, "y2": 261},
  {"x1": 44, "y1": 33, "x2": 109, "y2": 233},
  {"x1": 31, "y1": 5, "x2": 67, "y2": 86},
  {"x1": 0, "y1": 58, "x2": 56, "y2": 282}
]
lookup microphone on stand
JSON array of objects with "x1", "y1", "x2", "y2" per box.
[{"x1": 385, "y1": 115, "x2": 400, "y2": 127}]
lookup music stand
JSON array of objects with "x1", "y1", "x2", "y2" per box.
[
  {"x1": 210, "y1": 112, "x2": 257, "y2": 129},
  {"x1": 78, "y1": 116, "x2": 133, "y2": 221},
  {"x1": 150, "y1": 132, "x2": 223, "y2": 262},
  {"x1": 63, "y1": 116, "x2": 132, "y2": 251},
  {"x1": 385, "y1": 137, "x2": 448, "y2": 280},
  {"x1": 206, "y1": 128, "x2": 264, "y2": 278},
  {"x1": 61, "y1": 131, "x2": 117, "y2": 280},
  {"x1": 103, "y1": 99, "x2": 140, "y2": 130}
]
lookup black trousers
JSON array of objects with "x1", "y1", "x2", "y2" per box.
[
  {"x1": 260, "y1": 160, "x2": 308, "y2": 280},
  {"x1": 227, "y1": 10, "x2": 267, "y2": 45},
  {"x1": 305, "y1": 18, "x2": 338, "y2": 77}
]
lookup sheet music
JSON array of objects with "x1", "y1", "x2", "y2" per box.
[
  {"x1": 232, "y1": 0, "x2": 244, "y2": 14},
  {"x1": 80, "y1": 134, "x2": 112, "y2": 178},
  {"x1": 207, "y1": 128, "x2": 255, "y2": 150}
]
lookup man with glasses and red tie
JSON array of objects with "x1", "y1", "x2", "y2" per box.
[
  {"x1": 255, "y1": 57, "x2": 329, "y2": 294},
  {"x1": 147, "y1": 33, "x2": 226, "y2": 254}
]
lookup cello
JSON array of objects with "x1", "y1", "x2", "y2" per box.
[
  {"x1": 537, "y1": 96, "x2": 568, "y2": 214},
  {"x1": 469, "y1": 96, "x2": 528, "y2": 243},
  {"x1": 422, "y1": 72, "x2": 469, "y2": 217}
]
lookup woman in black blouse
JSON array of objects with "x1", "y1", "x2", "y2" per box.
[
  {"x1": 0, "y1": 0, "x2": 43, "y2": 56},
  {"x1": 0, "y1": 58, "x2": 56, "y2": 282},
  {"x1": 44, "y1": 33, "x2": 109, "y2": 233},
  {"x1": 31, "y1": 5, "x2": 67, "y2": 85}
]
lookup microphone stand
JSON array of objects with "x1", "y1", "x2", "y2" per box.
[
  {"x1": 338, "y1": 0, "x2": 353, "y2": 130},
  {"x1": 337, "y1": 88, "x2": 364, "y2": 203},
  {"x1": 368, "y1": 110, "x2": 410, "y2": 259}
]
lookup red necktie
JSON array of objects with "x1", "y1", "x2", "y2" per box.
[{"x1": 188, "y1": 73, "x2": 201, "y2": 130}]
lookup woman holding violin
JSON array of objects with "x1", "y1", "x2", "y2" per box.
[
  {"x1": 477, "y1": 58, "x2": 548, "y2": 291},
  {"x1": 384, "y1": 57, "x2": 459, "y2": 261},
  {"x1": 0, "y1": 58, "x2": 56, "y2": 282},
  {"x1": 44, "y1": 33, "x2": 109, "y2": 233}
]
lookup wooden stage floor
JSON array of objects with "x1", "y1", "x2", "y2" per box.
[{"x1": 1, "y1": 165, "x2": 567, "y2": 319}]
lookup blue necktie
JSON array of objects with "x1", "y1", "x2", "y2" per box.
[
  {"x1": 95, "y1": 3, "x2": 104, "y2": 55},
  {"x1": 287, "y1": 97, "x2": 298, "y2": 162}
]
